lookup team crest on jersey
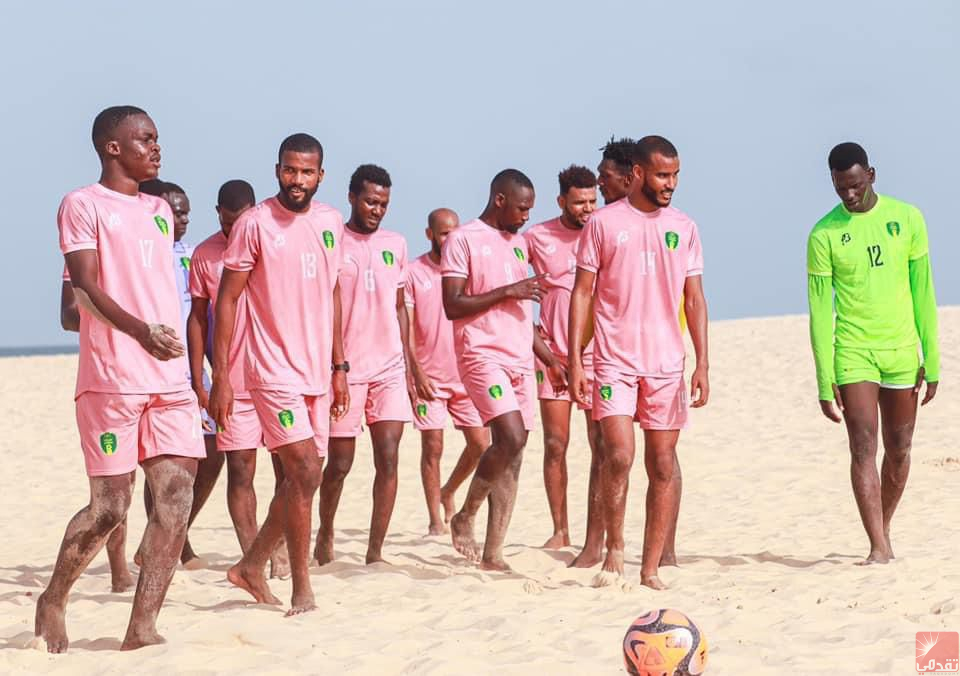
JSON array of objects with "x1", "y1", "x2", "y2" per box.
[
  {"x1": 886, "y1": 221, "x2": 901, "y2": 237},
  {"x1": 382, "y1": 250, "x2": 395, "y2": 266},
  {"x1": 323, "y1": 230, "x2": 336, "y2": 249},
  {"x1": 536, "y1": 370, "x2": 544, "y2": 384},
  {"x1": 841, "y1": 232, "x2": 851, "y2": 245},
  {"x1": 488, "y1": 384, "x2": 504, "y2": 400},
  {"x1": 278, "y1": 409, "x2": 295, "y2": 429},
  {"x1": 154, "y1": 216, "x2": 169, "y2": 235},
  {"x1": 665, "y1": 231, "x2": 680, "y2": 250},
  {"x1": 513, "y1": 247, "x2": 525, "y2": 262},
  {"x1": 180, "y1": 257, "x2": 191, "y2": 270},
  {"x1": 100, "y1": 432, "x2": 118, "y2": 455}
]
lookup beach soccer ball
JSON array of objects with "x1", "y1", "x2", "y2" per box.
[{"x1": 622, "y1": 609, "x2": 708, "y2": 675}]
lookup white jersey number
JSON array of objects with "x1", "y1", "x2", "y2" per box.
[
  {"x1": 364, "y1": 269, "x2": 376, "y2": 292},
  {"x1": 301, "y1": 252, "x2": 317, "y2": 279},
  {"x1": 139, "y1": 239, "x2": 154, "y2": 269}
]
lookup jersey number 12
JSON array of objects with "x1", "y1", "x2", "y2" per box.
[{"x1": 866, "y1": 244, "x2": 884, "y2": 268}]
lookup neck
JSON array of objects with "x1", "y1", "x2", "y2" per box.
[
  {"x1": 627, "y1": 189, "x2": 660, "y2": 213},
  {"x1": 428, "y1": 249, "x2": 441, "y2": 264},
  {"x1": 346, "y1": 217, "x2": 376, "y2": 235},
  {"x1": 559, "y1": 212, "x2": 581, "y2": 231},
  {"x1": 858, "y1": 192, "x2": 879, "y2": 212},
  {"x1": 99, "y1": 165, "x2": 140, "y2": 196},
  {"x1": 479, "y1": 208, "x2": 503, "y2": 231}
]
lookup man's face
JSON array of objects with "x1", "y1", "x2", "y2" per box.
[
  {"x1": 276, "y1": 150, "x2": 323, "y2": 211},
  {"x1": 113, "y1": 114, "x2": 161, "y2": 183},
  {"x1": 497, "y1": 186, "x2": 535, "y2": 234},
  {"x1": 634, "y1": 153, "x2": 680, "y2": 207},
  {"x1": 558, "y1": 186, "x2": 597, "y2": 229},
  {"x1": 427, "y1": 211, "x2": 459, "y2": 256},
  {"x1": 166, "y1": 192, "x2": 190, "y2": 241},
  {"x1": 831, "y1": 164, "x2": 876, "y2": 213},
  {"x1": 216, "y1": 203, "x2": 253, "y2": 238},
  {"x1": 596, "y1": 158, "x2": 631, "y2": 204},
  {"x1": 348, "y1": 182, "x2": 390, "y2": 232}
]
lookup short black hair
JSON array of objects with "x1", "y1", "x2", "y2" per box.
[
  {"x1": 490, "y1": 168, "x2": 534, "y2": 196},
  {"x1": 278, "y1": 133, "x2": 324, "y2": 166},
  {"x1": 558, "y1": 165, "x2": 597, "y2": 195},
  {"x1": 138, "y1": 179, "x2": 169, "y2": 197},
  {"x1": 349, "y1": 164, "x2": 392, "y2": 195},
  {"x1": 600, "y1": 136, "x2": 637, "y2": 174},
  {"x1": 828, "y1": 142, "x2": 870, "y2": 172},
  {"x1": 218, "y1": 179, "x2": 256, "y2": 211},
  {"x1": 632, "y1": 135, "x2": 679, "y2": 166},
  {"x1": 164, "y1": 182, "x2": 186, "y2": 196},
  {"x1": 92, "y1": 105, "x2": 149, "y2": 155}
]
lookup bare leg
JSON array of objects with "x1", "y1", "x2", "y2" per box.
[
  {"x1": 225, "y1": 449, "x2": 259, "y2": 554},
  {"x1": 878, "y1": 387, "x2": 919, "y2": 558},
  {"x1": 106, "y1": 513, "x2": 135, "y2": 592},
  {"x1": 180, "y1": 435, "x2": 224, "y2": 567},
  {"x1": 268, "y1": 455, "x2": 290, "y2": 579},
  {"x1": 35, "y1": 473, "x2": 135, "y2": 653},
  {"x1": 481, "y1": 452, "x2": 523, "y2": 570},
  {"x1": 419, "y1": 429, "x2": 447, "y2": 535},
  {"x1": 450, "y1": 412, "x2": 527, "y2": 563},
  {"x1": 660, "y1": 454, "x2": 681, "y2": 567},
  {"x1": 440, "y1": 426, "x2": 489, "y2": 522},
  {"x1": 367, "y1": 421, "x2": 405, "y2": 563},
  {"x1": 121, "y1": 456, "x2": 198, "y2": 650},
  {"x1": 540, "y1": 399, "x2": 572, "y2": 549},
  {"x1": 839, "y1": 382, "x2": 892, "y2": 565},
  {"x1": 134, "y1": 482, "x2": 155, "y2": 568},
  {"x1": 593, "y1": 416, "x2": 634, "y2": 585},
  {"x1": 639, "y1": 430, "x2": 681, "y2": 590},
  {"x1": 314, "y1": 438, "x2": 356, "y2": 565},
  {"x1": 570, "y1": 415, "x2": 605, "y2": 568},
  {"x1": 228, "y1": 439, "x2": 322, "y2": 615}
]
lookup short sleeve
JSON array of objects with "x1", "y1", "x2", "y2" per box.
[
  {"x1": 396, "y1": 237, "x2": 408, "y2": 288},
  {"x1": 223, "y1": 212, "x2": 260, "y2": 272},
  {"x1": 189, "y1": 248, "x2": 209, "y2": 299},
  {"x1": 403, "y1": 266, "x2": 416, "y2": 307},
  {"x1": 806, "y1": 230, "x2": 832, "y2": 277},
  {"x1": 441, "y1": 230, "x2": 469, "y2": 279},
  {"x1": 686, "y1": 222, "x2": 704, "y2": 276},
  {"x1": 58, "y1": 192, "x2": 98, "y2": 254},
  {"x1": 522, "y1": 231, "x2": 539, "y2": 270},
  {"x1": 908, "y1": 207, "x2": 929, "y2": 261},
  {"x1": 576, "y1": 215, "x2": 602, "y2": 273}
]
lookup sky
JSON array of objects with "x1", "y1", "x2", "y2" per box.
[{"x1": 0, "y1": 0, "x2": 957, "y2": 348}]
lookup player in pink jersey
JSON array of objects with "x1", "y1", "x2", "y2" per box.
[
  {"x1": 442, "y1": 169, "x2": 561, "y2": 571},
  {"x1": 597, "y1": 137, "x2": 637, "y2": 205},
  {"x1": 37, "y1": 106, "x2": 206, "y2": 653},
  {"x1": 209, "y1": 133, "x2": 349, "y2": 616},
  {"x1": 188, "y1": 180, "x2": 290, "y2": 578},
  {"x1": 315, "y1": 164, "x2": 413, "y2": 565},
  {"x1": 570, "y1": 136, "x2": 709, "y2": 590},
  {"x1": 404, "y1": 208, "x2": 491, "y2": 535},
  {"x1": 525, "y1": 165, "x2": 606, "y2": 562}
]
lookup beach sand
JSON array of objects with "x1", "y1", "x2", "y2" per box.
[{"x1": 1, "y1": 309, "x2": 957, "y2": 674}]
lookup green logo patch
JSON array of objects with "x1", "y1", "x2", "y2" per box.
[
  {"x1": 416, "y1": 403, "x2": 428, "y2": 418},
  {"x1": 154, "y1": 215, "x2": 169, "y2": 235},
  {"x1": 99, "y1": 432, "x2": 118, "y2": 455},
  {"x1": 886, "y1": 221, "x2": 901, "y2": 237},
  {"x1": 216, "y1": 424, "x2": 225, "y2": 434},
  {"x1": 488, "y1": 384, "x2": 504, "y2": 400},
  {"x1": 536, "y1": 370, "x2": 544, "y2": 384},
  {"x1": 278, "y1": 409, "x2": 295, "y2": 429},
  {"x1": 322, "y1": 230, "x2": 336, "y2": 249},
  {"x1": 599, "y1": 385, "x2": 613, "y2": 401},
  {"x1": 664, "y1": 231, "x2": 680, "y2": 250},
  {"x1": 513, "y1": 247, "x2": 525, "y2": 262},
  {"x1": 179, "y1": 256, "x2": 191, "y2": 270},
  {"x1": 382, "y1": 250, "x2": 395, "y2": 266}
]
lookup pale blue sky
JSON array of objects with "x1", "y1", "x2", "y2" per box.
[{"x1": 1, "y1": 0, "x2": 957, "y2": 348}]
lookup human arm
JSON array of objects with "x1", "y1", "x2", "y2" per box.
[
  {"x1": 806, "y1": 230, "x2": 842, "y2": 422},
  {"x1": 441, "y1": 274, "x2": 545, "y2": 321},
  {"x1": 683, "y1": 275, "x2": 709, "y2": 408},
  {"x1": 567, "y1": 267, "x2": 595, "y2": 407},
  {"x1": 403, "y1": 302, "x2": 438, "y2": 402},
  {"x1": 330, "y1": 279, "x2": 350, "y2": 420},
  {"x1": 208, "y1": 269, "x2": 247, "y2": 429},
  {"x1": 59, "y1": 280, "x2": 80, "y2": 332},
  {"x1": 534, "y1": 327, "x2": 566, "y2": 395},
  {"x1": 187, "y1": 296, "x2": 211, "y2": 411},
  {"x1": 909, "y1": 254, "x2": 939, "y2": 405}
]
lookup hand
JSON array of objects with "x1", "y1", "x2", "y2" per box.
[
  {"x1": 690, "y1": 364, "x2": 709, "y2": 408},
  {"x1": 208, "y1": 376, "x2": 234, "y2": 432},
  {"x1": 505, "y1": 273, "x2": 547, "y2": 303},
  {"x1": 819, "y1": 383, "x2": 844, "y2": 423},
  {"x1": 411, "y1": 366, "x2": 438, "y2": 402},
  {"x1": 914, "y1": 367, "x2": 938, "y2": 406},
  {"x1": 545, "y1": 360, "x2": 568, "y2": 397},
  {"x1": 192, "y1": 377, "x2": 210, "y2": 413},
  {"x1": 569, "y1": 360, "x2": 589, "y2": 407},
  {"x1": 330, "y1": 370, "x2": 350, "y2": 421},
  {"x1": 137, "y1": 323, "x2": 185, "y2": 361}
]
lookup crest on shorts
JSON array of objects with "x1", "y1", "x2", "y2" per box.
[
  {"x1": 278, "y1": 409, "x2": 295, "y2": 429},
  {"x1": 154, "y1": 215, "x2": 169, "y2": 235},
  {"x1": 382, "y1": 250, "x2": 395, "y2": 266},
  {"x1": 100, "y1": 432, "x2": 118, "y2": 455},
  {"x1": 513, "y1": 247, "x2": 525, "y2": 262},
  {"x1": 886, "y1": 221, "x2": 901, "y2": 237},
  {"x1": 665, "y1": 231, "x2": 680, "y2": 250},
  {"x1": 216, "y1": 424, "x2": 225, "y2": 434},
  {"x1": 323, "y1": 230, "x2": 336, "y2": 249},
  {"x1": 599, "y1": 385, "x2": 613, "y2": 401},
  {"x1": 488, "y1": 384, "x2": 504, "y2": 400},
  {"x1": 416, "y1": 403, "x2": 428, "y2": 418},
  {"x1": 536, "y1": 370, "x2": 544, "y2": 384}
]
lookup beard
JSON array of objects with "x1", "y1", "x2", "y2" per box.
[
  {"x1": 280, "y1": 182, "x2": 318, "y2": 209},
  {"x1": 642, "y1": 181, "x2": 672, "y2": 207}
]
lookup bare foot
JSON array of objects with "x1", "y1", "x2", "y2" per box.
[
  {"x1": 885, "y1": 532, "x2": 896, "y2": 560},
  {"x1": 641, "y1": 574, "x2": 668, "y2": 590},
  {"x1": 659, "y1": 552, "x2": 678, "y2": 567},
  {"x1": 591, "y1": 548, "x2": 626, "y2": 587},
  {"x1": 284, "y1": 591, "x2": 317, "y2": 617},
  {"x1": 426, "y1": 521, "x2": 449, "y2": 536},
  {"x1": 34, "y1": 592, "x2": 69, "y2": 654},
  {"x1": 227, "y1": 563, "x2": 282, "y2": 605},
  {"x1": 270, "y1": 546, "x2": 291, "y2": 580},
  {"x1": 591, "y1": 570, "x2": 629, "y2": 589},
  {"x1": 450, "y1": 512, "x2": 480, "y2": 562},
  {"x1": 133, "y1": 548, "x2": 143, "y2": 568},
  {"x1": 569, "y1": 548, "x2": 603, "y2": 569},
  {"x1": 313, "y1": 531, "x2": 335, "y2": 566},
  {"x1": 111, "y1": 569, "x2": 136, "y2": 593},
  {"x1": 365, "y1": 551, "x2": 391, "y2": 566},
  {"x1": 480, "y1": 558, "x2": 511, "y2": 572},
  {"x1": 542, "y1": 531, "x2": 570, "y2": 549},
  {"x1": 856, "y1": 548, "x2": 892, "y2": 566},
  {"x1": 440, "y1": 489, "x2": 455, "y2": 524},
  {"x1": 120, "y1": 629, "x2": 166, "y2": 651},
  {"x1": 181, "y1": 556, "x2": 207, "y2": 571},
  {"x1": 180, "y1": 539, "x2": 199, "y2": 566}
]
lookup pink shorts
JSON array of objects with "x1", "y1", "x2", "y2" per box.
[
  {"x1": 329, "y1": 372, "x2": 412, "y2": 438},
  {"x1": 535, "y1": 356, "x2": 593, "y2": 410},
  {"x1": 413, "y1": 383, "x2": 484, "y2": 431},
  {"x1": 591, "y1": 370, "x2": 688, "y2": 430},
  {"x1": 76, "y1": 390, "x2": 206, "y2": 477},
  {"x1": 216, "y1": 396, "x2": 265, "y2": 452},
  {"x1": 249, "y1": 389, "x2": 331, "y2": 456},
  {"x1": 460, "y1": 364, "x2": 535, "y2": 431}
]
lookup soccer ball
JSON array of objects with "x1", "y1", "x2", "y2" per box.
[{"x1": 622, "y1": 609, "x2": 709, "y2": 675}]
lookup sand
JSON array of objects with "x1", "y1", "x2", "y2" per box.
[{"x1": 1, "y1": 309, "x2": 957, "y2": 675}]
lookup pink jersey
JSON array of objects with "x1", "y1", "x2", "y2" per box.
[
  {"x1": 223, "y1": 197, "x2": 343, "y2": 395},
  {"x1": 577, "y1": 201, "x2": 703, "y2": 376},
  {"x1": 58, "y1": 183, "x2": 189, "y2": 397},
  {"x1": 339, "y1": 227, "x2": 408, "y2": 383},
  {"x1": 190, "y1": 231, "x2": 252, "y2": 396},
  {"x1": 441, "y1": 218, "x2": 533, "y2": 374},
  {"x1": 524, "y1": 217, "x2": 593, "y2": 366},
  {"x1": 405, "y1": 253, "x2": 460, "y2": 387}
]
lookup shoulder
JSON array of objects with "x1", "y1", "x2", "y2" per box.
[
  {"x1": 663, "y1": 206, "x2": 698, "y2": 232},
  {"x1": 380, "y1": 228, "x2": 407, "y2": 247},
  {"x1": 308, "y1": 201, "x2": 345, "y2": 229},
  {"x1": 193, "y1": 233, "x2": 222, "y2": 258},
  {"x1": 810, "y1": 203, "x2": 845, "y2": 236},
  {"x1": 878, "y1": 194, "x2": 922, "y2": 221},
  {"x1": 59, "y1": 184, "x2": 100, "y2": 213}
]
